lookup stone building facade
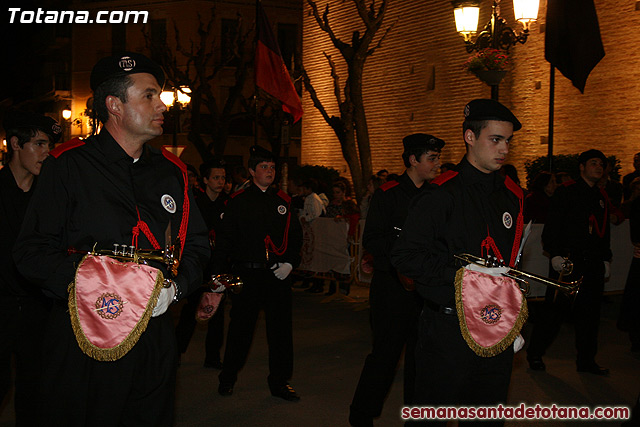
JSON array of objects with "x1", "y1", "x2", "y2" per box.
[{"x1": 301, "y1": 0, "x2": 640, "y2": 187}]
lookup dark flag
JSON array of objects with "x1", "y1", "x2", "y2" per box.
[
  {"x1": 545, "y1": 0, "x2": 605, "y2": 93},
  {"x1": 255, "y1": 1, "x2": 303, "y2": 123}
]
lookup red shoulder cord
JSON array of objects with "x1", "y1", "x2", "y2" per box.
[
  {"x1": 589, "y1": 188, "x2": 609, "y2": 239},
  {"x1": 130, "y1": 151, "x2": 190, "y2": 257},
  {"x1": 264, "y1": 198, "x2": 292, "y2": 261},
  {"x1": 480, "y1": 177, "x2": 524, "y2": 268}
]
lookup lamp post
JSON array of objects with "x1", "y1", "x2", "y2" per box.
[
  {"x1": 62, "y1": 106, "x2": 72, "y2": 142},
  {"x1": 452, "y1": 0, "x2": 539, "y2": 99},
  {"x1": 160, "y1": 86, "x2": 191, "y2": 157}
]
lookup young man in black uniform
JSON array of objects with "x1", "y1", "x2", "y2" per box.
[
  {"x1": 392, "y1": 99, "x2": 523, "y2": 425},
  {"x1": 175, "y1": 159, "x2": 228, "y2": 368},
  {"x1": 527, "y1": 149, "x2": 613, "y2": 375},
  {"x1": 349, "y1": 133, "x2": 445, "y2": 427},
  {"x1": 215, "y1": 145, "x2": 303, "y2": 401},
  {"x1": 0, "y1": 111, "x2": 60, "y2": 426},
  {"x1": 14, "y1": 52, "x2": 209, "y2": 425}
]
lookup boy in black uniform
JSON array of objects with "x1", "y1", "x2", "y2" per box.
[
  {"x1": 215, "y1": 145, "x2": 303, "y2": 401},
  {"x1": 349, "y1": 133, "x2": 445, "y2": 427},
  {"x1": 14, "y1": 52, "x2": 209, "y2": 425},
  {"x1": 527, "y1": 149, "x2": 613, "y2": 375},
  {"x1": 175, "y1": 159, "x2": 228, "y2": 368},
  {"x1": 392, "y1": 99, "x2": 523, "y2": 425},
  {"x1": 0, "y1": 111, "x2": 60, "y2": 426}
]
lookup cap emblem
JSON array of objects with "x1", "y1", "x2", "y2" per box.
[
  {"x1": 464, "y1": 104, "x2": 471, "y2": 118},
  {"x1": 118, "y1": 56, "x2": 136, "y2": 72},
  {"x1": 52, "y1": 123, "x2": 62, "y2": 135}
]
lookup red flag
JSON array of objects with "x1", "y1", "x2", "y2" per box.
[
  {"x1": 545, "y1": 0, "x2": 605, "y2": 93},
  {"x1": 256, "y1": 2, "x2": 303, "y2": 122}
]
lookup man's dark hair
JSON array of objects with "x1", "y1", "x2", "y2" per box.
[
  {"x1": 248, "y1": 154, "x2": 274, "y2": 171},
  {"x1": 462, "y1": 119, "x2": 488, "y2": 140},
  {"x1": 5, "y1": 127, "x2": 47, "y2": 163},
  {"x1": 200, "y1": 159, "x2": 227, "y2": 179},
  {"x1": 93, "y1": 75, "x2": 134, "y2": 124},
  {"x1": 402, "y1": 146, "x2": 441, "y2": 168}
]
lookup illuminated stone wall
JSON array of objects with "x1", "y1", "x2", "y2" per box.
[{"x1": 302, "y1": 0, "x2": 640, "y2": 187}]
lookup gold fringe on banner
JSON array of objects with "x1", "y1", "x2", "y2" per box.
[
  {"x1": 68, "y1": 255, "x2": 165, "y2": 362},
  {"x1": 455, "y1": 267, "x2": 528, "y2": 358}
]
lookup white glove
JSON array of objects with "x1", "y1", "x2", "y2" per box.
[
  {"x1": 210, "y1": 277, "x2": 226, "y2": 293},
  {"x1": 551, "y1": 256, "x2": 565, "y2": 272},
  {"x1": 271, "y1": 262, "x2": 293, "y2": 280},
  {"x1": 513, "y1": 334, "x2": 525, "y2": 353},
  {"x1": 604, "y1": 261, "x2": 611, "y2": 280},
  {"x1": 152, "y1": 285, "x2": 176, "y2": 317},
  {"x1": 465, "y1": 263, "x2": 509, "y2": 277}
]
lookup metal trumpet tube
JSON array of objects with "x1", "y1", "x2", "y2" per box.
[
  {"x1": 94, "y1": 243, "x2": 180, "y2": 277},
  {"x1": 454, "y1": 253, "x2": 581, "y2": 297},
  {"x1": 208, "y1": 274, "x2": 244, "y2": 294}
]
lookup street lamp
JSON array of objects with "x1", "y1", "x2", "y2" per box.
[
  {"x1": 452, "y1": 0, "x2": 539, "y2": 53},
  {"x1": 160, "y1": 86, "x2": 191, "y2": 157}
]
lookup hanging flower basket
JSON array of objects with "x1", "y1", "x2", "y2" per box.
[
  {"x1": 473, "y1": 70, "x2": 507, "y2": 86},
  {"x1": 463, "y1": 48, "x2": 509, "y2": 86}
]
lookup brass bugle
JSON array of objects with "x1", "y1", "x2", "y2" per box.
[
  {"x1": 208, "y1": 274, "x2": 244, "y2": 294},
  {"x1": 94, "y1": 242, "x2": 180, "y2": 277},
  {"x1": 454, "y1": 253, "x2": 581, "y2": 297}
]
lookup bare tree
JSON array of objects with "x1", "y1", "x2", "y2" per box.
[
  {"x1": 144, "y1": 7, "x2": 253, "y2": 161},
  {"x1": 303, "y1": 0, "x2": 392, "y2": 201}
]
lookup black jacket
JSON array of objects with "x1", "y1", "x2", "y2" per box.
[
  {"x1": 213, "y1": 183, "x2": 302, "y2": 271},
  {"x1": 542, "y1": 177, "x2": 612, "y2": 263},
  {"x1": 13, "y1": 131, "x2": 209, "y2": 300},
  {"x1": 392, "y1": 157, "x2": 523, "y2": 306},
  {"x1": 363, "y1": 172, "x2": 425, "y2": 273}
]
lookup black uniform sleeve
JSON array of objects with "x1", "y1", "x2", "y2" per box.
[
  {"x1": 14, "y1": 155, "x2": 83, "y2": 299},
  {"x1": 391, "y1": 187, "x2": 457, "y2": 287},
  {"x1": 362, "y1": 188, "x2": 394, "y2": 270},
  {"x1": 284, "y1": 212, "x2": 302, "y2": 268},
  {"x1": 174, "y1": 189, "x2": 210, "y2": 298},
  {"x1": 542, "y1": 185, "x2": 571, "y2": 258}
]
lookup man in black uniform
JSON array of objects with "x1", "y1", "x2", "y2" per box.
[
  {"x1": 215, "y1": 145, "x2": 303, "y2": 401},
  {"x1": 175, "y1": 159, "x2": 228, "y2": 368},
  {"x1": 392, "y1": 99, "x2": 524, "y2": 425},
  {"x1": 0, "y1": 111, "x2": 60, "y2": 426},
  {"x1": 14, "y1": 52, "x2": 209, "y2": 425},
  {"x1": 527, "y1": 149, "x2": 612, "y2": 375},
  {"x1": 349, "y1": 133, "x2": 445, "y2": 427}
]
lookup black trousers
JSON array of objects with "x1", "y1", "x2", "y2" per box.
[
  {"x1": 175, "y1": 287, "x2": 225, "y2": 363},
  {"x1": 0, "y1": 296, "x2": 49, "y2": 427},
  {"x1": 350, "y1": 270, "x2": 421, "y2": 418},
  {"x1": 219, "y1": 266, "x2": 293, "y2": 388},
  {"x1": 413, "y1": 306, "x2": 514, "y2": 427},
  {"x1": 39, "y1": 303, "x2": 177, "y2": 426},
  {"x1": 527, "y1": 260, "x2": 605, "y2": 366}
]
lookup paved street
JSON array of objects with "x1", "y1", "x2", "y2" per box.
[{"x1": 1, "y1": 286, "x2": 638, "y2": 426}]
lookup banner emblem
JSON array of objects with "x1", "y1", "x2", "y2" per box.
[{"x1": 95, "y1": 292, "x2": 125, "y2": 319}]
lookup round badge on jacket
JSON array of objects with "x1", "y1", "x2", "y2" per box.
[
  {"x1": 277, "y1": 205, "x2": 287, "y2": 215},
  {"x1": 502, "y1": 212, "x2": 513, "y2": 229},
  {"x1": 161, "y1": 194, "x2": 177, "y2": 214}
]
